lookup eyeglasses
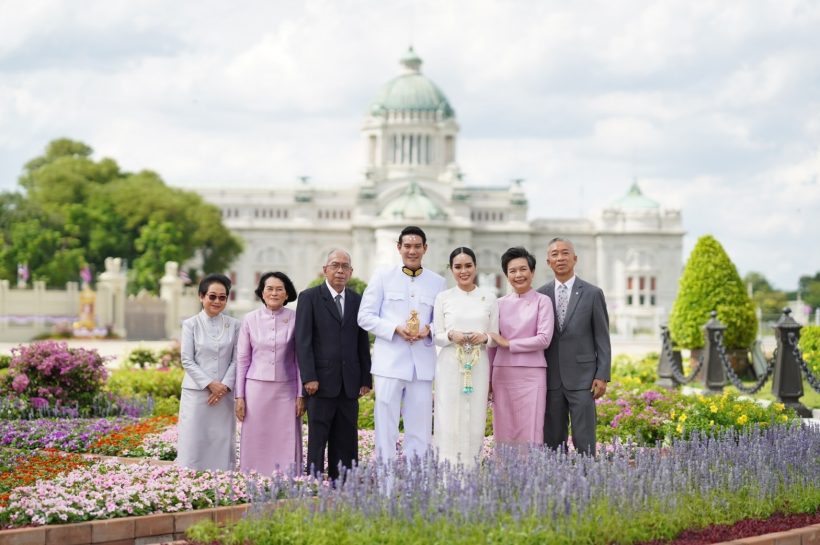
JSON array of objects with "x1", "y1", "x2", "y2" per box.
[
  {"x1": 326, "y1": 263, "x2": 352, "y2": 272},
  {"x1": 206, "y1": 294, "x2": 228, "y2": 302}
]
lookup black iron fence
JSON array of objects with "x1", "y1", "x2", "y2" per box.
[{"x1": 657, "y1": 308, "x2": 819, "y2": 417}]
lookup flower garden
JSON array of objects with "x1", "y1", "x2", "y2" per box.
[{"x1": 0, "y1": 342, "x2": 818, "y2": 544}]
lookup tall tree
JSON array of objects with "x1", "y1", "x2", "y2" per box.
[
  {"x1": 0, "y1": 139, "x2": 243, "y2": 293},
  {"x1": 743, "y1": 271, "x2": 788, "y2": 316},
  {"x1": 798, "y1": 272, "x2": 820, "y2": 311},
  {"x1": 130, "y1": 220, "x2": 186, "y2": 293}
]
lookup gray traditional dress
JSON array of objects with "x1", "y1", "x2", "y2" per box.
[{"x1": 176, "y1": 310, "x2": 240, "y2": 471}]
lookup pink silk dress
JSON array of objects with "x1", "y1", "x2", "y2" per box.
[
  {"x1": 236, "y1": 305, "x2": 303, "y2": 475},
  {"x1": 489, "y1": 288, "x2": 554, "y2": 444}
]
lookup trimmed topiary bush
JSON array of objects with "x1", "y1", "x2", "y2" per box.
[{"x1": 669, "y1": 235, "x2": 757, "y2": 349}]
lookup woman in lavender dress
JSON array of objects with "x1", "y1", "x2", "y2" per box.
[
  {"x1": 235, "y1": 271, "x2": 305, "y2": 475},
  {"x1": 176, "y1": 274, "x2": 240, "y2": 471},
  {"x1": 489, "y1": 247, "x2": 554, "y2": 445}
]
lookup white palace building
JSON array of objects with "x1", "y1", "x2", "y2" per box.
[{"x1": 199, "y1": 48, "x2": 684, "y2": 336}]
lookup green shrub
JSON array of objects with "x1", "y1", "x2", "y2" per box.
[
  {"x1": 596, "y1": 386, "x2": 796, "y2": 446},
  {"x1": 125, "y1": 347, "x2": 159, "y2": 369},
  {"x1": 0, "y1": 355, "x2": 10, "y2": 370},
  {"x1": 105, "y1": 367, "x2": 183, "y2": 399},
  {"x1": 669, "y1": 235, "x2": 757, "y2": 349},
  {"x1": 152, "y1": 395, "x2": 180, "y2": 416},
  {"x1": 358, "y1": 391, "x2": 375, "y2": 429},
  {"x1": 799, "y1": 325, "x2": 820, "y2": 377},
  {"x1": 611, "y1": 353, "x2": 658, "y2": 385},
  {"x1": 305, "y1": 275, "x2": 367, "y2": 294},
  {"x1": 157, "y1": 342, "x2": 182, "y2": 368}
]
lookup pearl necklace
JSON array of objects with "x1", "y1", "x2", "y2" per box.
[{"x1": 198, "y1": 313, "x2": 226, "y2": 343}]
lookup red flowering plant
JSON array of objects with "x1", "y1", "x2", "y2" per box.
[
  {"x1": 2, "y1": 341, "x2": 109, "y2": 409},
  {"x1": 0, "y1": 448, "x2": 93, "y2": 508}
]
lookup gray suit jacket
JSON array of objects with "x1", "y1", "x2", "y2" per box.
[{"x1": 537, "y1": 277, "x2": 611, "y2": 391}]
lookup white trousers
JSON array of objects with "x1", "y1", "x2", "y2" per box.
[{"x1": 373, "y1": 374, "x2": 433, "y2": 463}]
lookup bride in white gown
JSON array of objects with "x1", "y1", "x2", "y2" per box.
[{"x1": 432, "y1": 247, "x2": 499, "y2": 468}]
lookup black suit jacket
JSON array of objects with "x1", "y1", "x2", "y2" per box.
[
  {"x1": 295, "y1": 283, "x2": 372, "y2": 399},
  {"x1": 537, "y1": 277, "x2": 611, "y2": 391}
]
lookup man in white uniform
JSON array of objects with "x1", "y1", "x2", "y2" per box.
[{"x1": 358, "y1": 226, "x2": 446, "y2": 463}]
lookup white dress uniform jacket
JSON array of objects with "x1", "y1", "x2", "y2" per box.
[{"x1": 358, "y1": 265, "x2": 447, "y2": 381}]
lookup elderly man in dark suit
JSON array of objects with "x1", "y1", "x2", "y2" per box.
[
  {"x1": 296, "y1": 249, "x2": 372, "y2": 479},
  {"x1": 537, "y1": 237, "x2": 611, "y2": 456}
]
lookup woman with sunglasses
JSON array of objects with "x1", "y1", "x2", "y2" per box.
[
  {"x1": 235, "y1": 271, "x2": 305, "y2": 475},
  {"x1": 176, "y1": 273, "x2": 241, "y2": 471}
]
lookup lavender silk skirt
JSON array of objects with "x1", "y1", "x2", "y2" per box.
[{"x1": 239, "y1": 378, "x2": 302, "y2": 475}]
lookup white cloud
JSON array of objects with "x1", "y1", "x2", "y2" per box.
[{"x1": 0, "y1": 0, "x2": 819, "y2": 289}]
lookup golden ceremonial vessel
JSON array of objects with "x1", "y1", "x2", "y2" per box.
[{"x1": 406, "y1": 310, "x2": 420, "y2": 337}]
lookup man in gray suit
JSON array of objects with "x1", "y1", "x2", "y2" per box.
[{"x1": 537, "y1": 237, "x2": 611, "y2": 456}]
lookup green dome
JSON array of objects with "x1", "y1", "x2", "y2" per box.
[
  {"x1": 380, "y1": 182, "x2": 447, "y2": 221},
  {"x1": 369, "y1": 47, "x2": 455, "y2": 119},
  {"x1": 613, "y1": 181, "x2": 659, "y2": 209}
]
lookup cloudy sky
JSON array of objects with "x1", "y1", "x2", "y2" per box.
[{"x1": 1, "y1": 0, "x2": 818, "y2": 290}]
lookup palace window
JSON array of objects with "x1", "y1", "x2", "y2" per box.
[{"x1": 626, "y1": 274, "x2": 657, "y2": 306}]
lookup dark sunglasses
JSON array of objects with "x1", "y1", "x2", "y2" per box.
[{"x1": 206, "y1": 294, "x2": 228, "y2": 302}]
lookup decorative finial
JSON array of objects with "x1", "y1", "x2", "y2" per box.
[
  {"x1": 783, "y1": 307, "x2": 792, "y2": 316},
  {"x1": 400, "y1": 46, "x2": 423, "y2": 74}
]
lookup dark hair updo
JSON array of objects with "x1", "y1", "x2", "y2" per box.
[{"x1": 448, "y1": 246, "x2": 477, "y2": 268}]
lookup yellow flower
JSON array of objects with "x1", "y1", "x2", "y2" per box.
[
  {"x1": 709, "y1": 404, "x2": 718, "y2": 414},
  {"x1": 736, "y1": 414, "x2": 749, "y2": 425},
  {"x1": 678, "y1": 414, "x2": 687, "y2": 422},
  {"x1": 676, "y1": 423, "x2": 683, "y2": 434},
  {"x1": 709, "y1": 420, "x2": 714, "y2": 426},
  {"x1": 778, "y1": 414, "x2": 789, "y2": 423},
  {"x1": 670, "y1": 409, "x2": 676, "y2": 419},
  {"x1": 697, "y1": 395, "x2": 706, "y2": 403},
  {"x1": 773, "y1": 403, "x2": 785, "y2": 412}
]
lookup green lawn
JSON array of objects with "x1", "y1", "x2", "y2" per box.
[{"x1": 726, "y1": 379, "x2": 820, "y2": 410}]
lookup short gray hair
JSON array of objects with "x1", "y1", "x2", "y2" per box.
[
  {"x1": 325, "y1": 248, "x2": 352, "y2": 264},
  {"x1": 547, "y1": 237, "x2": 576, "y2": 254}
]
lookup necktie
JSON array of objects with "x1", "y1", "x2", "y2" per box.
[
  {"x1": 334, "y1": 294, "x2": 344, "y2": 320},
  {"x1": 557, "y1": 284, "x2": 568, "y2": 330}
]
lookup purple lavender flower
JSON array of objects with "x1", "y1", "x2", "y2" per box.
[{"x1": 29, "y1": 397, "x2": 48, "y2": 410}]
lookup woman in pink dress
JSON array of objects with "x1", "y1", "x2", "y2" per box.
[
  {"x1": 489, "y1": 247, "x2": 554, "y2": 445},
  {"x1": 235, "y1": 271, "x2": 305, "y2": 475}
]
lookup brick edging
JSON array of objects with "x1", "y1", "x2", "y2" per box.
[
  {"x1": 0, "y1": 504, "x2": 248, "y2": 545},
  {"x1": 700, "y1": 522, "x2": 820, "y2": 545}
]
